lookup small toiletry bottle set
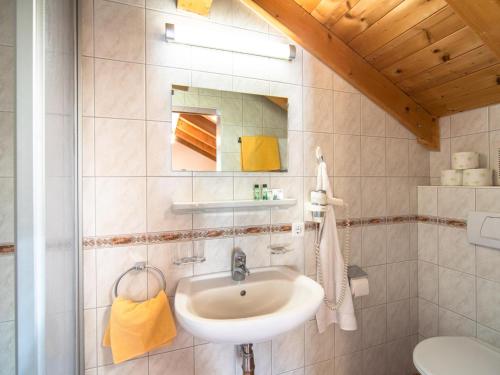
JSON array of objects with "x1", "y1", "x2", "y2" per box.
[{"x1": 253, "y1": 184, "x2": 284, "y2": 200}]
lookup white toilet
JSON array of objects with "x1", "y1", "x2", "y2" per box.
[{"x1": 413, "y1": 336, "x2": 500, "y2": 375}]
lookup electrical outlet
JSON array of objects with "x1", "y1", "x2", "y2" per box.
[{"x1": 292, "y1": 222, "x2": 305, "y2": 237}]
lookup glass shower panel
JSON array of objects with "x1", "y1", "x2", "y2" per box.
[
  {"x1": 44, "y1": 0, "x2": 78, "y2": 373},
  {"x1": 0, "y1": 0, "x2": 17, "y2": 373}
]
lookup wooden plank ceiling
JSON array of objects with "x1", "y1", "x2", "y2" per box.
[
  {"x1": 238, "y1": 0, "x2": 500, "y2": 149},
  {"x1": 294, "y1": 0, "x2": 500, "y2": 117}
]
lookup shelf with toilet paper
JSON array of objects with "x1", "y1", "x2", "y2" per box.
[{"x1": 441, "y1": 152, "x2": 494, "y2": 186}]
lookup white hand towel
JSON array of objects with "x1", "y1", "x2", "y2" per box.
[{"x1": 315, "y1": 161, "x2": 357, "y2": 333}]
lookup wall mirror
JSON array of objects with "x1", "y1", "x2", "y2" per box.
[{"x1": 171, "y1": 85, "x2": 288, "y2": 172}]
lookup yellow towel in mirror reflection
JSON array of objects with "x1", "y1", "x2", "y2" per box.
[
  {"x1": 241, "y1": 135, "x2": 281, "y2": 171},
  {"x1": 103, "y1": 290, "x2": 176, "y2": 364}
]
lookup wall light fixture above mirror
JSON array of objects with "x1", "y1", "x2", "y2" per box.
[
  {"x1": 165, "y1": 23, "x2": 296, "y2": 61},
  {"x1": 171, "y1": 85, "x2": 289, "y2": 173}
]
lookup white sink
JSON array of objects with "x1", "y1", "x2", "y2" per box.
[{"x1": 174, "y1": 266, "x2": 324, "y2": 344}]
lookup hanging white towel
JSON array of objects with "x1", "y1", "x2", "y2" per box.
[{"x1": 315, "y1": 161, "x2": 357, "y2": 333}]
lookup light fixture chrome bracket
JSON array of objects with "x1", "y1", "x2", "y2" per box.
[{"x1": 165, "y1": 23, "x2": 175, "y2": 42}]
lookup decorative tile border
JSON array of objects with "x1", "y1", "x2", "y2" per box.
[
  {"x1": 3, "y1": 215, "x2": 467, "y2": 252},
  {"x1": 83, "y1": 215, "x2": 420, "y2": 250},
  {"x1": 0, "y1": 244, "x2": 15, "y2": 254},
  {"x1": 416, "y1": 215, "x2": 467, "y2": 229}
]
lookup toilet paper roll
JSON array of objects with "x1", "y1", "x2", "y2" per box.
[
  {"x1": 462, "y1": 168, "x2": 493, "y2": 186},
  {"x1": 441, "y1": 169, "x2": 463, "y2": 186},
  {"x1": 350, "y1": 277, "x2": 369, "y2": 298},
  {"x1": 452, "y1": 152, "x2": 479, "y2": 170}
]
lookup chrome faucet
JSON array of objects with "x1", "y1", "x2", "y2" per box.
[{"x1": 232, "y1": 248, "x2": 250, "y2": 281}]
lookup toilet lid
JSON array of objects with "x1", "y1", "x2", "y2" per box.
[{"x1": 413, "y1": 336, "x2": 500, "y2": 375}]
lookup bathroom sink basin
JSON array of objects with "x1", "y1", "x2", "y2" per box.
[{"x1": 174, "y1": 266, "x2": 324, "y2": 344}]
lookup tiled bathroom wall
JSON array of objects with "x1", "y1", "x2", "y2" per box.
[
  {"x1": 431, "y1": 105, "x2": 500, "y2": 185},
  {"x1": 81, "y1": 0, "x2": 431, "y2": 374},
  {"x1": 417, "y1": 186, "x2": 500, "y2": 348},
  {"x1": 0, "y1": 0, "x2": 16, "y2": 371}
]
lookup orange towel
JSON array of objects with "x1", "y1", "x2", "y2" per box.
[
  {"x1": 103, "y1": 290, "x2": 176, "y2": 364},
  {"x1": 240, "y1": 135, "x2": 281, "y2": 171}
]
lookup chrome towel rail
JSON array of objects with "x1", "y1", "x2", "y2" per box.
[{"x1": 114, "y1": 262, "x2": 167, "y2": 298}]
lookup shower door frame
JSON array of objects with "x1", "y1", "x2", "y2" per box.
[{"x1": 15, "y1": 0, "x2": 81, "y2": 373}]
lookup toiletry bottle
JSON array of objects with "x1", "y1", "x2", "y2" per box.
[
  {"x1": 253, "y1": 184, "x2": 261, "y2": 200},
  {"x1": 262, "y1": 184, "x2": 269, "y2": 200}
]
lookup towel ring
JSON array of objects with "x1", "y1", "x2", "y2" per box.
[{"x1": 113, "y1": 262, "x2": 167, "y2": 298}]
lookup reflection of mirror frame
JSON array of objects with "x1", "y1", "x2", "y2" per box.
[{"x1": 172, "y1": 106, "x2": 221, "y2": 171}]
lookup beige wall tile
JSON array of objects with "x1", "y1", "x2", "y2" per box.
[
  {"x1": 417, "y1": 186, "x2": 437, "y2": 216},
  {"x1": 450, "y1": 132, "x2": 490, "y2": 168},
  {"x1": 0, "y1": 46, "x2": 15, "y2": 112},
  {"x1": 335, "y1": 351, "x2": 363, "y2": 375},
  {"x1": 194, "y1": 343, "x2": 236, "y2": 375},
  {"x1": 362, "y1": 225, "x2": 387, "y2": 266},
  {"x1": 0, "y1": 255, "x2": 14, "y2": 322},
  {"x1": 418, "y1": 261, "x2": 438, "y2": 304},
  {"x1": 439, "y1": 267, "x2": 476, "y2": 319},
  {"x1": 362, "y1": 344, "x2": 386, "y2": 375},
  {"x1": 387, "y1": 299, "x2": 410, "y2": 340},
  {"x1": 476, "y1": 188, "x2": 500, "y2": 212},
  {"x1": 361, "y1": 177, "x2": 386, "y2": 217},
  {"x1": 303, "y1": 132, "x2": 333, "y2": 177},
  {"x1": 429, "y1": 137, "x2": 450, "y2": 178},
  {"x1": 361, "y1": 97, "x2": 385, "y2": 137},
  {"x1": 81, "y1": 0, "x2": 94, "y2": 56},
  {"x1": 387, "y1": 223, "x2": 410, "y2": 263},
  {"x1": 418, "y1": 298, "x2": 438, "y2": 338},
  {"x1": 335, "y1": 310, "x2": 363, "y2": 357},
  {"x1": 272, "y1": 324, "x2": 305, "y2": 373},
  {"x1": 96, "y1": 245, "x2": 147, "y2": 306},
  {"x1": 149, "y1": 347, "x2": 194, "y2": 375},
  {"x1": 437, "y1": 187, "x2": 475, "y2": 220},
  {"x1": 334, "y1": 92, "x2": 361, "y2": 135},
  {"x1": 386, "y1": 138, "x2": 408, "y2": 177},
  {"x1": 95, "y1": 177, "x2": 146, "y2": 235},
  {"x1": 386, "y1": 177, "x2": 409, "y2": 216},
  {"x1": 450, "y1": 107, "x2": 488, "y2": 137},
  {"x1": 147, "y1": 177, "x2": 192, "y2": 231},
  {"x1": 94, "y1": 0, "x2": 145, "y2": 63},
  {"x1": 438, "y1": 226, "x2": 475, "y2": 274},
  {"x1": 84, "y1": 309, "x2": 97, "y2": 369},
  {"x1": 477, "y1": 246, "x2": 500, "y2": 283},
  {"x1": 334, "y1": 134, "x2": 361, "y2": 176},
  {"x1": 477, "y1": 278, "x2": 500, "y2": 332},
  {"x1": 362, "y1": 305, "x2": 386, "y2": 348},
  {"x1": 303, "y1": 51, "x2": 333, "y2": 90},
  {"x1": 305, "y1": 320, "x2": 334, "y2": 365},
  {"x1": 303, "y1": 87, "x2": 333, "y2": 133},
  {"x1": 0, "y1": 112, "x2": 14, "y2": 177},
  {"x1": 361, "y1": 136, "x2": 385, "y2": 176},
  {"x1": 95, "y1": 118, "x2": 146, "y2": 176},
  {"x1": 81, "y1": 57, "x2": 94, "y2": 117},
  {"x1": 363, "y1": 264, "x2": 387, "y2": 307},
  {"x1": 387, "y1": 262, "x2": 410, "y2": 302},
  {"x1": 95, "y1": 59, "x2": 145, "y2": 119},
  {"x1": 438, "y1": 308, "x2": 475, "y2": 337}
]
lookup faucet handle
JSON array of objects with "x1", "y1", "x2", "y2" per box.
[{"x1": 233, "y1": 248, "x2": 246, "y2": 262}]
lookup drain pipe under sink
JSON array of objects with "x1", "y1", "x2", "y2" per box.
[{"x1": 240, "y1": 344, "x2": 255, "y2": 375}]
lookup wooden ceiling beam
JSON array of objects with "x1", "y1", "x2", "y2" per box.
[
  {"x1": 177, "y1": 0, "x2": 213, "y2": 16},
  {"x1": 445, "y1": 0, "x2": 500, "y2": 60},
  {"x1": 180, "y1": 113, "x2": 217, "y2": 136},
  {"x1": 241, "y1": 0, "x2": 440, "y2": 149}
]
